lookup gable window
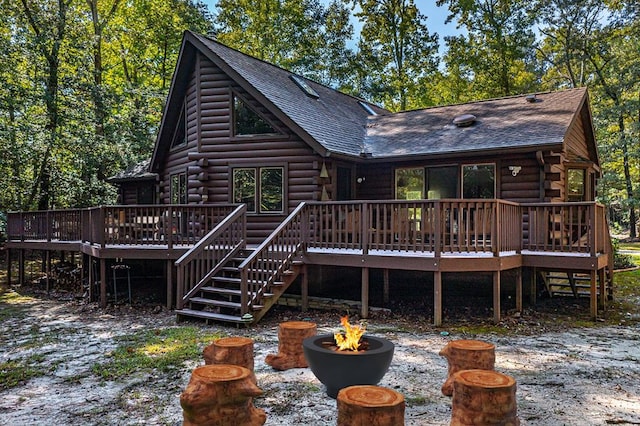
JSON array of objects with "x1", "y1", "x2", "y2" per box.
[
  {"x1": 462, "y1": 164, "x2": 495, "y2": 198},
  {"x1": 233, "y1": 167, "x2": 284, "y2": 213},
  {"x1": 170, "y1": 172, "x2": 187, "y2": 204},
  {"x1": 567, "y1": 168, "x2": 585, "y2": 201},
  {"x1": 171, "y1": 103, "x2": 187, "y2": 149},
  {"x1": 233, "y1": 94, "x2": 278, "y2": 136}
]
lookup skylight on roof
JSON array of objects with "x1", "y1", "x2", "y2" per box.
[
  {"x1": 290, "y1": 75, "x2": 319, "y2": 99},
  {"x1": 358, "y1": 101, "x2": 377, "y2": 115}
]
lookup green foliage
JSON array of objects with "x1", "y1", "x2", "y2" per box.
[
  {"x1": 91, "y1": 327, "x2": 223, "y2": 380},
  {"x1": 213, "y1": 0, "x2": 355, "y2": 87},
  {"x1": 0, "y1": 0, "x2": 211, "y2": 211},
  {"x1": 349, "y1": 0, "x2": 440, "y2": 110}
]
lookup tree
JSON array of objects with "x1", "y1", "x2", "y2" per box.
[
  {"x1": 536, "y1": 0, "x2": 640, "y2": 237},
  {"x1": 214, "y1": 0, "x2": 355, "y2": 87},
  {"x1": 348, "y1": 0, "x2": 439, "y2": 111},
  {"x1": 437, "y1": 0, "x2": 539, "y2": 98}
]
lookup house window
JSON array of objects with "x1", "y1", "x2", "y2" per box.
[
  {"x1": 171, "y1": 103, "x2": 187, "y2": 149},
  {"x1": 395, "y1": 168, "x2": 424, "y2": 200},
  {"x1": 170, "y1": 172, "x2": 186, "y2": 204},
  {"x1": 462, "y1": 164, "x2": 495, "y2": 198},
  {"x1": 233, "y1": 167, "x2": 284, "y2": 213},
  {"x1": 426, "y1": 166, "x2": 458, "y2": 199},
  {"x1": 567, "y1": 168, "x2": 585, "y2": 201},
  {"x1": 233, "y1": 94, "x2": 278, "y2": 136}
]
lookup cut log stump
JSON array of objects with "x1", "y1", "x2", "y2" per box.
[
  {"x1": 337, "y1": 385, "x2": 405, "y2": 426},
  {"x1": 203, "y1": 336, "x2": 256, "y2": 383},
  {"x1": 180, "y1": 364, "x2": 266, "y2": 426},
  {"x1": 265, "y1": 321, "x2": 316, "y2": 370},
  {"x1": 439, "y1": 339, "x2": 495, "y2": 396},
  {"x1": 451, "y1": 369, "x2": 519, "y2": 426}
]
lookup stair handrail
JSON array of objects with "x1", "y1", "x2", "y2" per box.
[
  {"x1": 237, "y1": 202, "x2": 307, "y2": 315},
  {"x1": 175, "y1": 204, "x2": 247, "y2": 309}
]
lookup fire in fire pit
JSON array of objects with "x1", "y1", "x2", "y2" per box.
[
  {"x1": 303, "y1": 317, "x2": 395, "y2": 398},
  {"x1": 333, "y1": 316, "x2": 366, "y2": 351}
]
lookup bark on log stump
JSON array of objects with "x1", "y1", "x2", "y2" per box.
[
  {"x1": 450, "y1": 369, "x2": 519, "y2": 426},
  {"x1": 439, "y1": 339, "x2": 495, "y2": 396},
  {"x1": 265, "y1": 321, "x2": 316, "y2": 370},
  {"x1": 203, "y1": 337, "x2": 254, "y2": 369},
  {"x1": 203, "y1": 336, "x2": 256, "y2": 383},
  {"x1": 180, "y1": 364, "x2": 266, "y2": 426},
  {"x1": 337, "y1": 385, "x2": 405, "y2": 426}
]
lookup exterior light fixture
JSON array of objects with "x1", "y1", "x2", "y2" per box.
[{"x1": 508, "y1": 165, "x2": 522, "y2": 176}]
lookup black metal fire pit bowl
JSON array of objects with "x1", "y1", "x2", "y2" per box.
[{"x1": 302, "y1": 334, "x2": 395, "y2": 398}]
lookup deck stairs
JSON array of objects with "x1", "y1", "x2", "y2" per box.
[
  {"x1": 541, "y1": 269, "x2": 613, "y2": 300},
  {"x1": 176, "y1": 249, "x2": 304, "y2": 326}
]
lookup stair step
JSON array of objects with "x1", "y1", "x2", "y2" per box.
[
  {"x1": 188, "y1": 297, "x2": 265, "y2": 311},
  {"x1": 200, "y1": 286, "x2": 274, "y2": 298},
  {"x1": 189, "y1": 297, "x2": 241, "y2": 309},
  {"x1": 176, "y1": 308, "x2": 250, "y2": 324}
]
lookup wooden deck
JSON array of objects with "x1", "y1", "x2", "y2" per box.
[{"x1": 5, "y1": 200, "x2": 613, "y2": 325}]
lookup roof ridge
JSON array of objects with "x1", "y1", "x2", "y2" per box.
[{"x1": 390, "y1": 87, "x2": 587, "y2": 116}]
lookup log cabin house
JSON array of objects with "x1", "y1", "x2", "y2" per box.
[{"x1": 6, "y1": 31, "x2": 613, "y2": 326}]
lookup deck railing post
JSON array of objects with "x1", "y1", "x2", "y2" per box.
[
  {"x1": 434, "y1": 201, "x2": 441, "y2": 257},
  {"x1": 98, "y1": 207, "x2": 106, "y2": 248},
  {"x1": 168, "y1": 206, "x2": 173, "y2": 250},
  {"x1": 362, "y1": 202, "x2": 369, "y2": 254},
  {"x1": 590, "y1": 203, "x2": 597, "y2": 256},
  {"x1": 46, "y1": 211, "x2": 51, "y2": 242},
  {"x1": 493, "y1": 201, "x2": 500, "y2": 257}
]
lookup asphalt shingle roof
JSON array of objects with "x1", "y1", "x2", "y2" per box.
[{"x1": 364, "y1": 88, "x2": 587, "y2": 159}]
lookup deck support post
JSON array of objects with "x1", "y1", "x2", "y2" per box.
[
  {"x1": 88, "y1": 256, "x2": 94, "y2": 301},
  {"x1": 492, "y1": 271, "x2": 501, "y2": 324},
  {"x1": 515, "y1": 268, "x2": 522, "y2": 313},
  {"x1": 100, "y1": 258, "x2": 107, "y2": 308},
  {"x1": 529, "y1": 267, "x2": 537, "y2": 305},
  {"x1": 6, "y1": 248, "x2": 12, "y2": 286},
  {"x1": 434, "y1": 271, "x2": 442, "y2": 326},
  {"x1": 598, "y1": 268, "x2": 606, "y2": 310},
  {"x1": 590, "y1": 269, "x2": 597, "y2": 321},
  {"x1": 383, "y1": 269, "x2": 390, "y2": 305},
  {"x1": 18, "y1": 249, "x2": 24, "y2": 286},
  {"x1": 301, "y1": 265, "x2": 309, "y2": 312},
  {"x1": 361, "y1": 267, "x2": 369, "y2": 319},
  {"x1": 167, "y1": 260, "x2": 173, "y2": 309},
  {"x1": 45, "y1": 250, "x2": 51, "y2": 294}
]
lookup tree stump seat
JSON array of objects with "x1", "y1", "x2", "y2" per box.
[
  {"x1": 265, "y1": 321, "x2": 317, "y2": 370},
  {"x1": 439, "y1": 339, "x2": 496, "y2": 396},
  {"x1": 451, "y1": 369, "x2": 519, "y2": 426},
  {"x1": 337, "y1": 385, "x2": 405, "y2": 426},
  {"x1": 203, "y1": 336, "x2": 256, "y2": 383},
  {"x1": 180, "y1": 364, "x2": 266, "y2": 426}
]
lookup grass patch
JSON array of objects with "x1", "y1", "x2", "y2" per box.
[
  {"x1": 0, "y1": 288, "x2": 37, "y2": 321},
  {"x1": 0, "y1": 354, "x2": 49, "y2": 390},
  {"x1": 91, "y1": 326, "x2": 224, "y2": 380}
]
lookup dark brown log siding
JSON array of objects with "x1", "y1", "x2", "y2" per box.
[{"x1": 157, "y1": 53, "x2": 324, "y2": 242}]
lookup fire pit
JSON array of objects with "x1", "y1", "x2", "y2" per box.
[{"x1": 302, "y1": 317, "x2": 395, "y2": 398}]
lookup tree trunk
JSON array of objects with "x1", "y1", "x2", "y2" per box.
[
  {"x1": 265, "y1": 321, "x2": 316, "y2": 370},
  {"x1": 451, "y1": 369, "x2": 519, "y2": 426},
  {"x1": 180, "y1": 364, "x2": 266, "y2": 426},
  {"x1": 337, "y1": 385, "x2": 405, "y2": 426},
  {"x1": 439, "y1": 339, "x2": 495, "y2": 396}
]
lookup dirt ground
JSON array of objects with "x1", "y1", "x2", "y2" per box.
[{"x1": 1, "y1": 288, "x2": 639, "y2": 426}]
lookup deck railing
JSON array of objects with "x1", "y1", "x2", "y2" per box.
[
  {"x1": 8, "y1": 204, "x2": 239, "y2": 248},
  {"x1": 238, "y1": 202, "x2": 307, "y2": 314},
  {"x1": 7, "y1": 201, "x2": 607, "y2": 257},
  {"x1": 175, "y1": 204, "x2": 247, "y2": 310},
  {"x1": 522, "y1": 202, "x2": 606, "y2": 254},
  {"x1": 305, "y1": 199, "x2": 522, "y2": 255}
]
